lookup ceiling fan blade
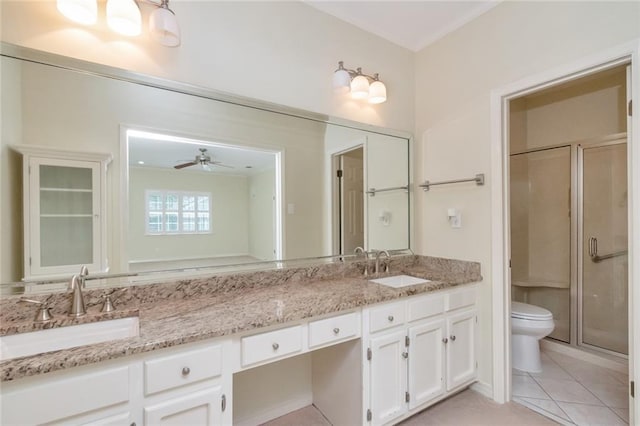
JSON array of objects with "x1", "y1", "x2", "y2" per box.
[{"x1": 174, "y1": 161, "x2": 198, "y2": 169}]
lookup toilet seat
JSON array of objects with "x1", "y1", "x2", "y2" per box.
[{"x1": 511, "y1": 301, "x2": 553, "y2": 321}]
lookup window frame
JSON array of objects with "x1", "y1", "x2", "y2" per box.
[{"x1": 145, "y1": 190, "x2": 212, "y2": 235}]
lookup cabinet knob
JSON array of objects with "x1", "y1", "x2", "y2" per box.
[
  {"x1": 333, "y1": 327, "x2": 340, "y2": 335},
  {"x1": 130, "y1": 423, "x2": 136, "y2": 426},
  {"x1": 442, "y1": 337, "x2": 448, "y2": 344},
  {"x1": 402, "y1": 352, "x2": 408, "y2": 359},
  {"x1": 272, "y1": 342, "x2": 279, "y2": 350},
  {"x1": 388, "y1": 315, "x2": 394, "y2": 322},
  {"x1": 450, "y1": 335, "x2": 456, "y2": 341},
  {"x1": 181, "y1": 367, "x2": 191, "y2": 376}
]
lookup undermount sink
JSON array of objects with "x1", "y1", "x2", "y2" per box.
[
  {"x1": 370, "y1": 274, "x2": 431, "y2": 288},
  {"x1": 0, "y1": 316, "x2": 139, "y2": 361}
]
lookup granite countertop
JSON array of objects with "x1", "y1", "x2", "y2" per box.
[{"x1": 0, "y1": 256, "x2": 481, "y2": 382}]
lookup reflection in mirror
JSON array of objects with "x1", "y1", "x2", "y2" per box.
[
  {"x1": 126, "y1": 130, "x2": 281, "y2": 272},
  {"x1": 1, "y1": 47, "x2": 411, "y2": 291}
]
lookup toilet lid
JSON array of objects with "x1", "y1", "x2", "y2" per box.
[{"x1": 511, "y1": 301, "x2": 553, "y2": 320}]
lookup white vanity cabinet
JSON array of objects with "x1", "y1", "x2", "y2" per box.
[
  {"x1": 13, "y1": 146, "x2": 112, "y2": 280},
  {"x1": 0, "y1": 339, "x2": 232, "y2": 426},
  {"x1": 363, "y1": 285, "x2": 477, "y2": 426}
]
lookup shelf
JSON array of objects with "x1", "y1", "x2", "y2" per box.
[
  {"x1": 40, "y1": 188, "x2": 93, "y2": 193},
  {"x1": 40, "y1": 214, "x2": 93, "y2": 218}
]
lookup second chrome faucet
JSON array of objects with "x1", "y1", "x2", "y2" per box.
[{"x1": 69, "y1": 266, "x2": 88, "y2": 317}]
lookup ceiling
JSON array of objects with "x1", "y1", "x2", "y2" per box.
[
  {"x1": 305, "y1": 1, "x2": 500, "y2": 52},
  {"x1": 128, "y1": 131, "x2": 276, "y2": 176}
]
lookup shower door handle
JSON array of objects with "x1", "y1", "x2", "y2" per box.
[{"x1": 588, "y1": 236, "x2": 598, "y2": 258}]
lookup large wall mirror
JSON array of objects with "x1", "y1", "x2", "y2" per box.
[{"x1": 0, "y1": 45, "x2": 412, "y2": 290}]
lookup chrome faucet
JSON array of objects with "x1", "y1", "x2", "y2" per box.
[
  {"x1": 354, "y1": 246, "x2": 369, "y2": 276},
  {"x1": 374, "y1": 250, "x2": 391, "y2": 275},
  {"x1": 69, "y1": 266, "x2": 88, "y2": 317}
]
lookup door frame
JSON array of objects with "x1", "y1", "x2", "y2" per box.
[
  {"x1": 330, "y1": 142, "x2": 367, "y2": 256},
  {"x1": 489, "y1": 39, "x2": 640, "y2": 425}
]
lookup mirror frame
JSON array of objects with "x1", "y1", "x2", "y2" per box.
[{"x1": 0, "y1": 42, "x2": 414, "y2": 289}]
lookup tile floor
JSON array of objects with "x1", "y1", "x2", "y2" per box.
[
  {"x1": 264, "y1": 389, "x2": 556, "y2": 426},
  {"x1": 512, "y1": 348, "x2": 629, "y2": 426}
]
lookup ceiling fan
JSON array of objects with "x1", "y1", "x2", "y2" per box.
[{"x1": 174, "y1": 148, "x2": 233, "y2": 171}]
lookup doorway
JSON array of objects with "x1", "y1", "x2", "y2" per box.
[
  {"x1": 504, "y1": 63, "x2": 633, "y2": 424},
  {"x1": 334, "y1": 147, "x2": 365, "y2": 255}
]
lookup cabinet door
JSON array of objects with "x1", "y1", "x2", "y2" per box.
[
  {"x1": 144, "y1": 386, "x2": 223, "y2": 426},
  {"x1": 28, "y1": 157, "x2": 102, "y2": 276},
  {"x1": 408, "y1": 320, "x2": 446, "y2": 409},
  {"x1": 445, "y1": 309, "x2": 476, "y2": 390},
  {"x1": 369, "y1": 330, "x2": 407, "y2": 426}
]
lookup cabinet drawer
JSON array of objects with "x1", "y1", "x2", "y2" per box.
[
  {"x1": 407, "y1": 293, "x2": 445, "y2": 322},
  {"x1": 446, "y1": 287, "x2": 476, "y2": 312},
  {"x1": 1, "y1": 366, "x2": 130, "y2": 425},
  {"x1": 145, "y1": 345, "x2": 222, "y2": 396},
  {"x1": 241, "y1": 325, "x2": 303, "y2": 367},
  {"x1": 309, "y1": 312, "x2": 359, "y2": 349},
  {"x1": 369, "y1": 301, "x2": 406, "y2": 333}
]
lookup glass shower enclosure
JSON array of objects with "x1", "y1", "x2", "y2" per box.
[{"x1": 510, "y1": 137, "x2": 628, "y2": 356}]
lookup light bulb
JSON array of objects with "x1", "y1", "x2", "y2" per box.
[
  {"x1": 368, "y1": 80, "x2": 387, "y2": 104},
  {"x1": 107, "y1": 0, "x2": 142, "y2": 37},
  {"x1": 149, "y1": 3, "x2": 181, "y2": 47},
  {"x1": 350, "y1": 74, "x2": 370, "y2": 100},
  {"x1": 57, "y1": 0, "x2": 97, "y2": 25}
]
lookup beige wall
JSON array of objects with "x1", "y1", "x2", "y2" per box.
[
  {"x1": 0, "y1": 1, "x2": 414, "y2": 132},
  {"x1": 128, "y1": 167, "x2": 250, "y2": 262},
  {"x1": 414, "y1": 1, "x2": 640, "y2": 388}
]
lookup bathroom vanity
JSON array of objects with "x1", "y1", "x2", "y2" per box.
[{"x1": 0, "y1": 256, "x2": 480, "y2": 426}]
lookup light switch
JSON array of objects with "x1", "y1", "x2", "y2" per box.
[{"x1": 288, "y1": 203, "x2": 295, "y2": 215}]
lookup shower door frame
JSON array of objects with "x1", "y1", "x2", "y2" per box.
[
  {"x1": 509, "y1": 143, "x2": 578, "y2": 346},
  {"x1": 577, "y1": 135, "x2": 629, "y2": 357}
]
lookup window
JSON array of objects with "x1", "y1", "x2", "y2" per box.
[{"x1": 145, "y1": 190, "x2": 211, "y2": 234}]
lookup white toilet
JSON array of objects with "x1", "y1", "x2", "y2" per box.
[{"x1": 511, "y1": 301, "x2": 555, "y2": 373}]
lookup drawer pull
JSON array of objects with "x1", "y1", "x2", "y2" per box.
[
  {"x1": 272, "y1": 342, "x2": 279, "y2": 350},
  {"x1": 181, "y1": 367, "x2": 191, "y2": 376},
  {"x1": 333, "y1": 327, "x2": 340, "y2": 335},
  {"x1": 442, "y1": 337, "x2": 448, "y2": 344},
  {"x1": 388, "y1": 315, "x2": 394, "y2": 322},
  {"x1": 450, "y1": 335, "x2": 456, "y2": 341}
]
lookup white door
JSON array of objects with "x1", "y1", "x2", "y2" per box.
[
  {"x1": 144, "y1": 387, "x2": 223, "y2": 425},
  {"x1": 340, "y1": 149, "x2": 364, "y2": 254},
  {"x1": 446, "y1": 310, "x2": 476, "y2": 391},
  {"x1": 408, "y1": 320, "x2": 446, "y2": 409},
  {"x1": 369, "y1": 330, "x2": 408, "y2": 426}
]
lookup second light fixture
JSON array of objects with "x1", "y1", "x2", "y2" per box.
[
  {"x1": 56, "y1": 0, "x2": 180, "y2": 47},
  {"x1": 333, "y1": 61, "x2": 387, "y2": 104}
]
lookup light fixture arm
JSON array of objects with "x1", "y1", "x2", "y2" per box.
[{"x1": 336, "y1": 61, "x2": 381, "y2": 83}]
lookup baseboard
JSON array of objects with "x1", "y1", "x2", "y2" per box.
[
  {"x1": 233, "y1": 395, "x2": 313, "y2": 426},
  {"x1": 541, "y1": 339, "x2": 628, "y2": 373},
  {"x1": 470, "y1": 381, "x2": 493, "y2": 400}
]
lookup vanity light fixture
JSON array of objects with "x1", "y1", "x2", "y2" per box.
[
  {"x1": 106, "y1": 0, "x2": 142, "y2": 36},
  {"x1": 149, "y1": 0, "x2": 181, "y2": 47},
  {"x1": 57, "y1": 0, "x2": 98, "y2": 25},
  {"x1": 57, "y1": 0, "x2": 181, "y2": 47},
  {"x1": 333, "y1": 61, "x2": 387, "y2": 104}
]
